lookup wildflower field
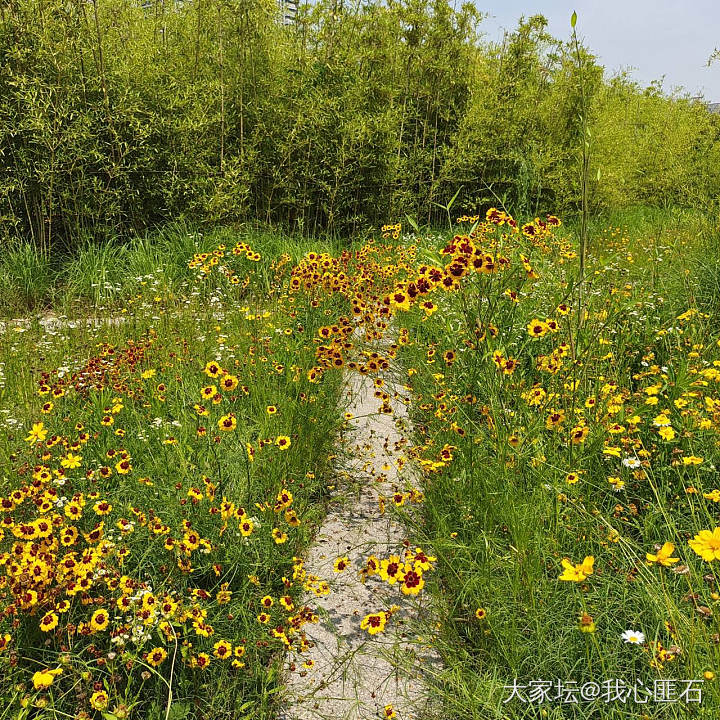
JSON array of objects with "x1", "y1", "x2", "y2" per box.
[{"x1": 1, "y1": 207, "x2": 719, "y2": 719}]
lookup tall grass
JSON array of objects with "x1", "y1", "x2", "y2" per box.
[
  {"x1": 0, "y1": 224, "x2": 345, "y2": 316},
  {"x1": 0, "y1": 242, "x2": 55, "y2": 312}
]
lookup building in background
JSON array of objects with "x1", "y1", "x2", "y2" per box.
[{"x1": 278, "y1": 0, "x2": 297, "y2": 25}]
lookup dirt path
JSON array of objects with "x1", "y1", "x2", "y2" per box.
[{"x1": 281, "y1": 364, "x2": 439, "y2": 720}]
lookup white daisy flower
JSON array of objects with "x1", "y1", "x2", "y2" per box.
[{"x1": 621, "y1": 629, "x2": 645, "y2": 645}]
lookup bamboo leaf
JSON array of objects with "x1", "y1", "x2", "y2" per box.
[{"x1": 405, "y1": 214, "x2": 421, "y2": 234}]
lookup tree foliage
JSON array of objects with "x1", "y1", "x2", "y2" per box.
[{"x1": 1, "y1": 0, "x2": 718, "y2": 247}]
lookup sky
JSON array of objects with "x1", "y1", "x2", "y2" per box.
[{"x1": 479, "y1": 1, "x2": 720, "y2": 100}]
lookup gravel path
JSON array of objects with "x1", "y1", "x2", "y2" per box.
[{"x1": 281, "y1": 365, "x2": 439, "y2": 720}]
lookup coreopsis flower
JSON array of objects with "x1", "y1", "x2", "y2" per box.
[
  {"x1": 61, "y1": 452, "x2": 82, "y2": 469},
  {"x1": 279, "y1": 596, "x2": 294, "y2": 611},
  {"x1": 90, "y1": 608, "x2": 110, "y2": 632},
  {"x1": 194, "y1": 653, "x2": 211, "y2": 669},
  {"x1": 527, "y1": 319, "x2": 549, "y2": 338},
  {"x1": 218, "y1": 414, "x2": 237, "y2": 431},
  {"x1": 276, "y1": 488, "x2": 293, "y2": 508},
  {"x1": 334, "y1": 556, "x2": 350, "y2": 572},
  {"x1": 213, "y1": 640, "x2": 232, "y2": 659},
  {"x1": 90, "y1": 691, "x2": 110, "y2": 710},
  {"x1": 578, "y1": 612, "x2": 596, "y2": 633},
  {"x1": 147, "y1": 648, "x2": 168, "y2": 667},
  {"x1": 25, "y1": 422, "x2": 48, "y2": 443},
  {"x1": 689, "y1": 528, "x2": 720, "y2": 562},
  {"x1": 646, "y1": 542, "x2": 679, "y2": 567},
  {"x1": 220, "y1": 374, "x2": 238, "y2": 391},
  {"x1": 272, "y1": 528, "x2": 288, "y2": 544},
  {"x1": 204, "y1": 361, "x2": 222, "y2": 378},
  {"x1": 570, "y1": 425, "x2": 589, "y2": 444},
  {"x1": 558, "y1": 556, "x2": 594, "y2": 582},
  {"x1": 399, "y1": 565, "x2": 424, "y2": 595},
  {"x1": 33, "y1": 667, "x2": 63, "y2": 690},
  {"x1": 658, "y1": 426, "x2": 676, "y2": 441},
  {"x1": 379, "y1": 556, "x2": 404, "y2": 584},
  {"x1": 39, "y1": 611, "x2": 59, "y2": 632},
  {"x1": 360, "y1": 612, "x2": 387, "y2": 635},
  {"x1": 275, "y1": 435, "x2": 291, "y2": 450},
  {"x1": 115, "y1": 458, "x2": 132, "y2": 474},
  {"x1": 93, "y1": 500, "x2": 113, "y2": 515}
]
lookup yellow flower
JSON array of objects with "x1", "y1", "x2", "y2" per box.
[
  {"x1": 275, "y1": 435, "x2": 291, "y2": 450},
  {"x1": 115, "y1": 459, "x2": 132, "y2": 474},
  {"x1": 658, "y1": 425, "x2": 676, "y2": 441},
  {"x1": 272, "y1": 528, "x2": 288, "y2": 544},
  {"x1": 334, "y1": 556, "x2": 350, "y2": 572},
  {"x1": 213, "y1": 640, "x2": 232, "y2": 659},
  {"x1": 32, "y1": 667, "x2": 62, "y2": 690},
  {"x1": 399, "y1": 564, "x2": 424, "y2": 595},
  {"x1": 25, "y1": 422, "x2": 48, "y2": 443},
  {"x1": 683, "y1": 455, "x2": 703, "y2": 465},
  {"x1": 570, "y1": 425, "x2": 589, "y2": 444},
  {"x1": 220, "y1": 374, "x2": 239, "y2": 391},
  {"x1": 527, "y1": 319, "x2": 549, "y2": 338},
  {"x1": 204, "y1": 361, "x2": 223, "y2": 378},
  {"x1": 646, "y1": 542, "x2": 679, "y2": 567},
  {"x1": 147, "y1": 647, "x2": 167, "y2": 667},
  {"x1": 39, "y1": 611, "x2": 60, "y2": 632},
  {"x1": 90, "y1": 690, "x2": 109, "y2": 710},
  {"x1": 689, "y1": 528, "x2": 720, "y2": 562},
  {"x1": 360, "y1": 612, "x2": 387, "y2": 635},
  {"x1": 558, "y1": 556, "x2": 594, "y2": 582},
  {"x1": 90, "y1": 608, "x2": 110, "y2": 632},
  {"x1": 578, "y1": 612, "x2": 596, "y2": 633},
  {"x1": 218, "y1": 414, "x2": 237, "y2": 432},
  {"x1": 93, "y1": 500, "x2": 113, "y2": 515},
  {"x1": 61, "y1": 452, "x2": 82, "y2": 469}
]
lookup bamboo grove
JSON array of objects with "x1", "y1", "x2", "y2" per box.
[{"x1": 1, "y1": 0, "x2": 720, "y2": 249}]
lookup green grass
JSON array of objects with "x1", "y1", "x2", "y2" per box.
[
  {"x1": 0, "y1": 224, "x2": 343, "y2": 317},
  {"x1": 391, "y1": 210, "x2": 720, "y2": 718},
  {"x1": 0, "y1": 242, "x2": 55, "y2": 312}
]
